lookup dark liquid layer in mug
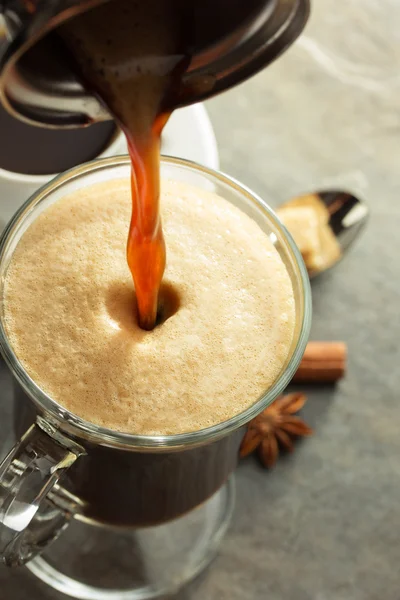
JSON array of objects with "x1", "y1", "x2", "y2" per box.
[{"x1": 14, "y1": 385, "x2": 243, "y2": 527}]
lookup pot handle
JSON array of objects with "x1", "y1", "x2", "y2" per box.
[{"x1": 0, "y1": 418, "x2": 84, "y2": 566}]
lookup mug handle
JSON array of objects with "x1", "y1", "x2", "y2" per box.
[{"x1": 0, "y1": 417, "x2": 84, "y2": 566}]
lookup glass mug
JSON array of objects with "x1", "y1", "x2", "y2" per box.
[{"x1": 0, "y1": 157, "x2": 311, "y2": 597}]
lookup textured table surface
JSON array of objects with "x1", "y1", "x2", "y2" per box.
[{"x1": 2, "y1": 1, "x2": 400, "y2": 598}]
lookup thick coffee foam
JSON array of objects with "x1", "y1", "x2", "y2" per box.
[{"x1": 4, "y1": 180, "x2": 295, "y2": 435}]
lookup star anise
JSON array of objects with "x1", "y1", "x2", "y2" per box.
[{"x1": 240, "y1": 392, "x2": 313, "y2": 468}]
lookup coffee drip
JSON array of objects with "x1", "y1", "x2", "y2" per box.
[{"x1": 60, "y1": 0, "x2": 218, "y2": 329}]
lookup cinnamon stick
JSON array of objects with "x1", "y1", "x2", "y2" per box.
[{"x1": 293, "y1": 341, "x2": 347, "y2": 383}]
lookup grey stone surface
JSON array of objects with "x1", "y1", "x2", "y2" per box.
[{"x1": 2, "y1": 1, "x2": 400, "y2": 598}]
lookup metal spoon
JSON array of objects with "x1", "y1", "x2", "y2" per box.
[{"x1": 277, "y1": 189, "x2": 369, "y2": 278}]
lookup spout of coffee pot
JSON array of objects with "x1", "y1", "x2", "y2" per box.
[{"x1": 0, "y1": 0, "x2": 309, "y2": 129}]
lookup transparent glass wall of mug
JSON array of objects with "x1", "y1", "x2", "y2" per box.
[{"x1": 0, "y1": 157, "x2": 311, "y2": 578}]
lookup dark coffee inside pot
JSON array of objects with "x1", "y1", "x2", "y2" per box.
[{"x1": 0, "y1": 103, "x2": 116, "y2": 175}]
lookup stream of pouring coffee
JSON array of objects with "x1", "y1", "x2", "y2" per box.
[{"x1": 61, "y1": 0, "x2": 190, "y2": 330}]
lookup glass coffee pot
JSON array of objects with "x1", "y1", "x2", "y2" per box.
[{"x1": 0, "y1": 0, "x2": 309, "y2": 127}]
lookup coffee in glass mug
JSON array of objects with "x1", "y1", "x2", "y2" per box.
[{"x1": 0, "y1": 158, "x2": 311, "y2": 592}]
